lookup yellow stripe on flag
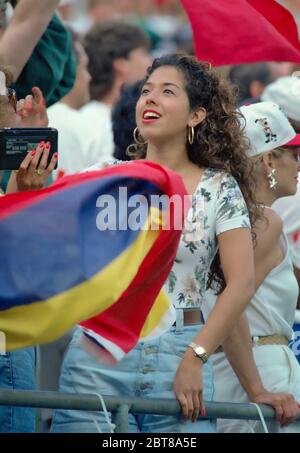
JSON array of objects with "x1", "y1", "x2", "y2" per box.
[{"x1": 0, "y1": 209, "x2": 162, "y2": 350}]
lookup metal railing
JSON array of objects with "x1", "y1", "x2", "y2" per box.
[{"x1": 1, "y1": 390, "x2": 299, "y2": 432}]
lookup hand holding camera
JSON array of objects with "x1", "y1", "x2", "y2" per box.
[
  {"x1": 0, "y1": 127, "x2": 58, "y2": 170},
  {"x1": 6, "y1": 140, "x2": 58, "y2": 193}
]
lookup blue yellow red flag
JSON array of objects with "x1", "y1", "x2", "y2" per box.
[{"x1": 0, "y1": 161, "x2": 188, "y2": 360}]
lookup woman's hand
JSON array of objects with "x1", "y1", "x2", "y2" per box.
[
  {"x1": 17, "y1": 86, "x2": 49, "y2": 127},
  {"x1": 251, "y1": 389, "x2": 300, "y2": 427},
  {"x1": 173, "y1": 348, "x2": 205, "y2": 422},
  {"x1": 6, "y1": 141, "x2": 57, "y2": 193}
]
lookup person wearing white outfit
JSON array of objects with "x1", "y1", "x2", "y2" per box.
[
  {"x1": 262, "y1": 76, "x2": 300, "y2": 308},
  {"x1": 273, "y1": 162, "x2": 300, "y2": 310},
  {"x1": 79, "y1": 22, "x2": 152, "y2": 169},
  {"x1": 203, "y1": 102, "x2": 300, "y2": 433},
  {"x1": 48, "y1": 32, "x2": 92, "y2": 176}
]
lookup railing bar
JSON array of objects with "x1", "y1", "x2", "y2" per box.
[{"x1": 0, "y1": 390, "x2": 299, "y2": 422}]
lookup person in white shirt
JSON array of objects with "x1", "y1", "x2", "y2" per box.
[
  {"x1": 203, "y1": 102, "x2": 300, "y2": 433},
  {"x1": 273, "y1": 167, "x2": 300, "y2": 308},
  {"x1": 262, "y1": 76, "x2": 300, "y2": 308},
  {"x1": 48, "y1": 29, "x2": 92, "y2": 176},
  {"x1": 80, "y1": 22, "x2": 152, "y2": 168}
]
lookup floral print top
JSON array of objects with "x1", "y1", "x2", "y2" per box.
[
  {"x1": 85, "y1": 162, "x2": 251, "y2": 310},
  {"x1": 163, "y1": 168, "x2": 250, "y2": 309}
]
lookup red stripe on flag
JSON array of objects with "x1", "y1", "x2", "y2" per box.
[
  {"x1": 79, "y1": 162, "x2": 190, "y2": 353},
  {"x1": 181, "y1": 0, "x2": 300, "y2": 65},
  {"x1": 80, "y1": 185, "x2": 187, "y2": 353},
  {"x1": 0, "y1": 161, "x2": 180, "y2": 221}
]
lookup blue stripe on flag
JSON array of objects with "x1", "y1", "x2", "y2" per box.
[{"x1": 0, "y1": 176, "x2": 162, "y2": 308}]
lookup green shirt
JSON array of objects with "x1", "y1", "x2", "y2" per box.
[{"x1": 12, "y1": 14, "x2": 76, "y2": 107}]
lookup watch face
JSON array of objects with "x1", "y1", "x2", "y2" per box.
[
  {"x1": 195, "y1": 346, "x2": 205, "y2": 355},
  {"x1": 189, "y1": 343, "x2": 208, "y2": 363}
]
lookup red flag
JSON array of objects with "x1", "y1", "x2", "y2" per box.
[{"x1": 181, "y1": 0, "x2": 300, "y2": 65}]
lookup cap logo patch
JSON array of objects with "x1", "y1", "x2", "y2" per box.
[{"x1": 255, "y1": 118, "x2": 277, "y2": 144}]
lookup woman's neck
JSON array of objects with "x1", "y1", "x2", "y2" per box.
[
  {"x1": 145, "y1": 141, "x2": 192, "y2": 173},
  {"x1": 255, "y1": 181, "x2": 278, "y2": 207}
]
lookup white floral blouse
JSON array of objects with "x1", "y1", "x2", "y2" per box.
[
  {"x1": 164, "y1": 168, "x2": 250, "y2": 309},
  {"x1": 85, "y1": 162, "x2": 251, "y2": 309}
]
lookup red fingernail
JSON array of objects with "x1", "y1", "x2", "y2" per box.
[
  {"x1": 45, "y1": 142, "x2": 50, "y2": 149},
  {"x1": 39, "y1": 141, "x2": 45, "y2": 146},
  {"x1": 201, "y1": 408, "x2": 206, "y2": 417},
  {"x1": 31, "y1": 151, "x2": 36, "y2": 156},
  {"x1": 54, "y1": 152, "x2": 58, "y2": 158}
]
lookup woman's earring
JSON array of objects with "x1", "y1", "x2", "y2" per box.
[
  {"x1": 267, "y1": 168, "x2": 278, "y2": 190},
  {"x1": 188, "y1": 126, "x2": 195, "y2": 145},
  {"x1": 133, "y1": 127, "x2": 147, "y2": 145}
]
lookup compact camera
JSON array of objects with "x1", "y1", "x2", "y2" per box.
[{"x1": 0, "y1": 127, "x2": 58, "y2": 170}]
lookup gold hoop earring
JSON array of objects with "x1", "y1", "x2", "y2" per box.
[
  {"x1": 133, "y1": 127, "x2": 147, "y2": 145},
  {"x1": 188, "y1": 126, "x2": 195, "y2": 145},
  {"x1": 267, "y1": 168, "x2": 277, "y2": 190}
]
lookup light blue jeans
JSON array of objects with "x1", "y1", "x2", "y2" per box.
[
  {"x1": 51, "y1": 320, "x2": 215, "y2": 433},
  {"x1": 0, "y1": 347, "x2": 36, "y2": 432}
]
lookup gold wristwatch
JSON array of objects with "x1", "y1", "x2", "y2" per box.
[{"x1": 188, "y1": 342, "x2": 209, "y2": 363}]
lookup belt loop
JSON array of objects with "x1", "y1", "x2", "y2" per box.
[
  {"x1": 175, "y1": 309, "x2": 184, "y2": 333},
  {"x1": 252, "y1": 335, "x2": 259, "y2": 346}
]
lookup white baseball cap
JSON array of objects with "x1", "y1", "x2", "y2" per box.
[
  {"x1": 239, "y1": 101, "x2": 296, "y2": 157},
  {"x1": 261, "y1": 76, "x2": 300, "y2": 121}
]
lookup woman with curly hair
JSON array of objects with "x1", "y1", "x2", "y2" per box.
[{"x1": 51, "y1": 54, "x2": 297, "y2": 433}]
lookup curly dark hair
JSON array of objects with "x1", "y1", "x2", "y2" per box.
[
  {"x1": 84, "y1": 22, "x2": 149, "y2": 101},
  {"x1": 129, "y1": 53, "x2": 261, "y2": 293}
]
